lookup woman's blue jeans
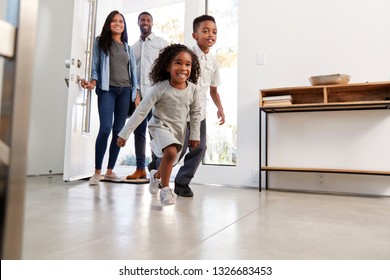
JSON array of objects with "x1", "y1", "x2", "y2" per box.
[{"x1": 95, "y1": 86, "x2": 131, "y2": 170}]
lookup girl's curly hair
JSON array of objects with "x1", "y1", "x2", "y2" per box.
[{"x1": 149, "y1": 44, "x2": 201, "y2": 85}]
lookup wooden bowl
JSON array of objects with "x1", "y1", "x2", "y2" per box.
[{"x1": 309, "y1": 74, "x2": 351, "y2": 86}]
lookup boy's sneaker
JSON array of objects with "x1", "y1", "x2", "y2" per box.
[
  {"x1": 89, "y1": 173, "x2": 101, "y2": 185},
  {"x1": 174, "y1": 182, "x2": 194, "y2": 197},
  {"x1": 160, "y1": 186, "x2": 177, "y2": 206},
  {"x1": 149, "y1": 170, "x2": 161, "y2": 194},
  {"x1": 103, "y1": 172, "x2": 123, "y2": 182}
]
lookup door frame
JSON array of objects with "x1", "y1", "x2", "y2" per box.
[{"x1": 0, "y1": 0, "x2": 39, "y2": 259}]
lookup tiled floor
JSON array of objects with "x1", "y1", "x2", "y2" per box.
[{"x1": 22, "y1": 174, "x2": 390, "y2": 260}]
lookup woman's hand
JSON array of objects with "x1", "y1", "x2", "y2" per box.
[
  {"x1": 80, "y1": 79, "x2": 96, "y2": 90},
  {"x1": 117, "y1": 137, "x2": 127, "y2": 147},
  {"x1": 135, "y1": 91, "x2": 141, "y2": 107}
]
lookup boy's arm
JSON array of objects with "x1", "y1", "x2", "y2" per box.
[
  {"x1": 209, "y1": 86, "x2": 225, "y2": 125},
  {"x1": 189, "y1": 87, "x2": 201, "y2": 142}
]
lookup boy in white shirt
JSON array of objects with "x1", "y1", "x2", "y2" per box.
[{"x1": 174, "y1": 15, "x2": 225, "y2": 197}]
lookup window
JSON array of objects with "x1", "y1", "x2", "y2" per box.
[
  {"x1": 203, "y1": 0, "x2": 238, "y2": 165},
  {"x1": 125, "y1": 3, "x2": 185, "y2": 44}
]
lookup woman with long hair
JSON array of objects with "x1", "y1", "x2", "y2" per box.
[{"x1": 81, "y1": 10, "x2": 137, "y2": 184}]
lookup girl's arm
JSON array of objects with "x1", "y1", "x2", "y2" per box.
[
  {"x1": 117, "y1": 87, "x2": 158, "y2": 141},
  {"x1": 117, "y1": 137, "x2": 127, "y2": 147}
]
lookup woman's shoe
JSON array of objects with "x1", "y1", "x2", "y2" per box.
[
  {"x1": 126, "y1": 169, "x2": 147, "y2": 180},
  {"x1": 88, "y1": 173, "x2": 101, "y2": 185},
  {"x1": 103, "y1": 172, "x2": 123, "y2": 182}
]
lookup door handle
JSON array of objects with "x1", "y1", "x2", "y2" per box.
[
  {"x1": 73, "y1": 58, "x2": 81, "y2": 68},
  {"x1": 65, "y1": 58, "x2": 81, "y2": 68},
  {"x1": 65, "y1": 59, "x2": 70, "y2": 68},
  {"x1": 69, "y1": 74, "x2": 83, "y2": 84},
  {"x1": 82, "y1": 0, "x2": 97, "y2": 134}
]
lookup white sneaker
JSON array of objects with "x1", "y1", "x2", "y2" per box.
[
  {"x1": 160, "y1": 186, "x2": 177, "y2": 206},
  {"x1": 103, "y1": 172, "x2": 123, "y2": 182},
  {"x1": 88, "y1": 173, "x2": 101, "y2": 185},
  {"x1": 149, "y1": 170, "x2": 161, "y2": 194}
]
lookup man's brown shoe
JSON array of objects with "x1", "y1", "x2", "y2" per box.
[{"x1": 126, "y1": 169, "x2": 147, "y2": 180}]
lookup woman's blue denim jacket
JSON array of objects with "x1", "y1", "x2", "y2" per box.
[{"x1": 91, "y1": 37, "x2": 138, "y2": 101}]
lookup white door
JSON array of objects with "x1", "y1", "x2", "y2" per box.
[{"x1": 63, "y1": 0, "x2": 98, "y2": 181}]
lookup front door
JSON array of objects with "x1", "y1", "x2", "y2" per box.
[{"x1": 63, "y1": 0, "x2": 98, "y2": 181}]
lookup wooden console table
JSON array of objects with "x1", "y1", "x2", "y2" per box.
[{"x1": 259, "y1": 81, "x2": 390, "y2": 191}]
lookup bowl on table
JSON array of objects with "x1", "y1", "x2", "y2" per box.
[{"x1": 309, "y1": 74, "x2": 351, "y2": 86}]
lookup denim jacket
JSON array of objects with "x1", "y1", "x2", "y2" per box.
[{"x1": 91, "y1": 37, "x2": 138, "y2": 101}]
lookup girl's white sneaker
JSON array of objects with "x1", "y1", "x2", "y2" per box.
[
  {"x1": 149, "y1": 170, "x2": 161, "y2": 194},
  {"x1": 160, "y1": 187, "x2": 176, "y2": 206}
]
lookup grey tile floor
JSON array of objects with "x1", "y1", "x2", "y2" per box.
[{"x1": 22, "y1": 174, "x2": 390, "y2": 260}]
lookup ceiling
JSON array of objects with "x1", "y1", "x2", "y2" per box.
[{"x1": 122, "y1": 0, "x2": 184, "y2": 14}]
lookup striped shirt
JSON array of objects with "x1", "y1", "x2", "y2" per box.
[{"x1": 132, "y1": 33, "x2": 168, "y2": 98}]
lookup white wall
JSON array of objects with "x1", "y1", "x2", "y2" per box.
[
  {"x1": 27, "y1": 0, "x2": 74, "y2": 175},
  {"x1": 248, "y1": 0, "x2": 390, "y2": 87},
  {"x1": 195, "y1": 0, "x2": 390, "y2": 194}
]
